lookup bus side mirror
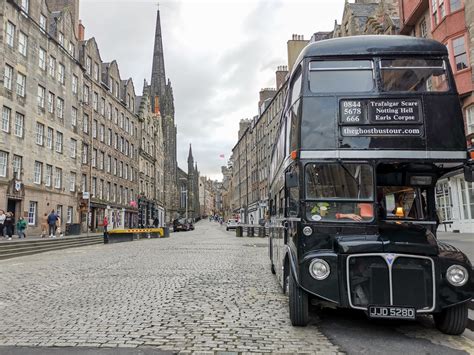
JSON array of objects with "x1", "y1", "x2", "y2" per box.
[
  {"x1": 285, "y1": 172, "x2": 298, "y2": 188},
  {"x1": 464, "y1": 164, "x2": 474, "y2": 182}
]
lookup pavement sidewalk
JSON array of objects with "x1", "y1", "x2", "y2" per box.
[
  {"x1": 437, "y1": 232, "x2": 474, "y2": 263},
  {"x1": 0, "y1": 232, "x2": 102, "y2": 243}
]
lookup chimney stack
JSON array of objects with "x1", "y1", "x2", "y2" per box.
[
  {"x1": 275, "y1": 65, "x2": 288, "y2": 90},
  {"x1": 78, "y1": 20, "x2": 85, "y2": 41}
]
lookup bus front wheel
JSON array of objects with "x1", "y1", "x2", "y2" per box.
[
  {"x1": 433, "y1": 302, "x2": 468, "y2": 335},
  {"x1": 289, "y1": 272, "x2": 309, "y2": 326}
]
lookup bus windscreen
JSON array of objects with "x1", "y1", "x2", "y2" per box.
[{"x1": 380, "y1": 58, "x2": 449, "y2": 92}]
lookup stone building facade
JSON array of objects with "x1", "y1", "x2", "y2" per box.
[
  {"x1": 136, "y1": 86, "x2": 165, "y2": 227},
  {"x1": 78, "y1": 37, "x2": 139, "y2": 232},
  {"x1": 0, "y1": 0, "x2": 84, "y2": 234},
  {"x1": 0, "y1": 0, "x2": 175, "y2": 235}
]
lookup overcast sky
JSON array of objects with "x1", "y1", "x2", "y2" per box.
[{"x1": 80, "y1": 0, "x2": 345, "y2": 180}]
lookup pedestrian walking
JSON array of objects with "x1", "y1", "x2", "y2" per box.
[
  {"x1": 103, "y1": 216, "x2": 109, "y2": 243},
  {"x1": 153, "y1": 216, "x2": 159, "y2": 228},
  {"x1": 47, "y1": 210, "x2": 58, "y2": 238},
  {"x1": 4, "y1": 212, "x2": 14, "y2": 240},
  {"x1": 40, "y1": 213, "x2": 48, "y2": 238},
  {"x1": 16, "y1": 216, "x2": 27, "y2": 239},
  {"x1": 0, "y1": 209, "x2": 5, "y2": 238},
  {"x1": 56, "y1": 215, "x2": 63, "y2": 238}
]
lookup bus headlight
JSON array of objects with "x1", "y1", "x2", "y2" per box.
[
  {"x1": 303, "y1": 226, "x2": 312, "y2": 236},
  {"x1": 309, "y1": 259, "x2": 330, "y2": 280},
  {"x1": 446, "y1": 265, "x2": 468, "y2": 287}
]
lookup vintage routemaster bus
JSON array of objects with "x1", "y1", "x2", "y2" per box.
[{"x1": 268, "y1": 35, "x2": 474, "y2": 335}]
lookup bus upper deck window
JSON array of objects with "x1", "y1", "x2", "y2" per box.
[
  {"x1": 308, "y1": 60, "x2": 374, "y2": 93},
  {"x1": 380, "y1": 58, "x2": 449, "y2": 92}
]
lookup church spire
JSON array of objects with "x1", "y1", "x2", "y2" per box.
[
  {"x1": 151, "y1": 8, "x2": 166, "y2": 100},
  {"x1": 188, "y1": 144, "x2": 194, "y2": 164}
]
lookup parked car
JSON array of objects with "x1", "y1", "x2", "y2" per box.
[
  {"x1": 226, "y1": 219, "x2": 239, "y2": 231},
  {"x1": 173, "y1": 218, "x2": 190, "y2": 232}
]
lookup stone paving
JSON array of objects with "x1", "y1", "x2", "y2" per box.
[{"x1": 0, "y1": 220, "x2": 341, "y2": 354}]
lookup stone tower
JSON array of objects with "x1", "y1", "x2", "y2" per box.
[{"x1": 148, "y1": 8, "x2": 179, "y2": 222}]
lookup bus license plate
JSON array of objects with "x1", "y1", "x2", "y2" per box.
[{"x1": 368, "y1": 306, "x2": 416, "y2": 320}]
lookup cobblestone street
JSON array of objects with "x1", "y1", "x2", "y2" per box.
[{"x1": 0, "y1": 221, "x2": 472, "y2": 354}]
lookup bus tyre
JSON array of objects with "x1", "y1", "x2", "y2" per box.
[
  {"x1": 289, "y1": 272, "x2": 309, "y2": 326},
  {"x1": 434, "y1": 302, "x2": 468, "y2": 335}
]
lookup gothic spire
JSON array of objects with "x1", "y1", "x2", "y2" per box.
[
  {"x1": 188, "y1": 144, "x2": 194, "y2": 164},
  {"x1": 151, "y1": 9, "x2": 166, "y2": 100}
]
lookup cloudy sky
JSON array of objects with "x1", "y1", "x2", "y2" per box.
[{"x1": 80, "y1": 0, "x2": 345, "y2": 180}]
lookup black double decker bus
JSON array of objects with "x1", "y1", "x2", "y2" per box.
[{"x1": 268, "y1": 35, "x2": 474, "y2": 335}]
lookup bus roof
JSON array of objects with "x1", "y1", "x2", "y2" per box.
[{"x1": 298, "y1": 35, "x2": 448, "y2": 62}]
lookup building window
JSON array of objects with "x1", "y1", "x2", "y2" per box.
[
  {"x1": 420, "y1": 18, "x2": 428, "y2": 38},
  {"x1": 99, "y1": 151, "x2": 104, "y2": 170},
  {"x1": 38, "y1": 48, "x2": 46, "y2": 70},
  {"x1": 46, "y1": 127, "x2": 53, "y2": 149},
  {"x1": 432, "y1": 0, "x2": 438, "y2": 26},
  {"x1": 72, "y1": 74, "x2": 78, "y2": 94},
  {"x1": 93, "y1": 92, "x2": 98, "y2": 111},
  {"x1": 71, "y1": 107, "x2": 77, "y2": 127},
  {"x1": 450, "y1": 0, "x2": 462, "y2": 12},
  {"x1": 58, "y1": 32, "x2": 64, "y2": 46},
  {"x1": 70, "y1": 138, "x2": 77, "y2": 158},
  {"x1": 69, "y1": 172, "x2": 76, "y2": 192},
  {"x1": 83, "y1": 114, "x2": 89, "y2": 133},
  {"x1": 81, "y1": 174, "x2": 87, "y2": 191},
  {"x1": 54, "y1": 167, "x2": 62, "y2": 188},
  {"x1": 106, "y1": 155, "x2": 111, "y2": 173},
  {"x1": 0, "y1": 151, "x2": 7, "y2": 177},
  {"x1": 99, "y1": 179, "x2": 104, "y2": 199},
  {"x1": 113, "y1": 158, "x2": 117, "y2": 175},
  {"x1": 92, "y1": 177, "x2": 97, "y2": 197},
  {"x1": 92, "y1": 119, "x2": 97, "y2": 138},
  {"x1": 16, "y1": 72, "x2": 26, "y2": 97},
  {"x1": 12, "y1": 155, "x2": 22, "y2": 179},
  {"x1": 34, "y1": 161, "x2": 42, "y2": 184},
  {"x1": 48, "y1": 92, "x2": 55, "y2": 113},
  {"x1": 57, "y1": 97, "x2": 64, "y2": 119},
  {"x1": 39, "y1": 14, "x2": 47, "y2": 32},
  {"x1": 37, "y1": 85, "x2": 45, "y2": 108},
  {"x1": 45, "y1": 164, "x2": 52, "y2": 186},
  {"x1": 36, "y1": 123, "x2": 44, "y2": 145},
  {"x1": 4, "y1": 64, "x2": 13, "y2": 90},
  {"x1": 6, "y1": 21, "x2": 15, "y2": 48},
  {"x1": 108, "y1": 128, "x2": 112, "y2": 145},
  {"x1": 58, "y1": 64, "x2": 65, "y2": 84},
  {"x1": 92, "y1": 148, "x2": 97, "y2": 167},
  {"x1": 439, "y1": 0, "x2": 445, "y2": 18},
  {"x1": 2, "y1": 106, "x2": 11, "y2": 133},
  {"x1": 21, "y1": 0, "x2": 29, "y2": 13},
  {"x1": 453, "y1": 36, "x2": 468, "y2": 71},
  {"x1": 14, "y1": 113, "x2": 24, "y2": 138},
  {"x1": 99, "y1": 124, "x2": 105, "y2": 142},
  {"x1": 86, "y1": 56, "x2": 92, "y2": 75},
  {"x1": 83, "y1": 85, "x2": 89, "y2": 104},
  {"x1": 48, "y1": 56, "x2": 56, "y2": 78},
  {"x1": 94, "y1": 62, "x2": 99, "y2": 81},
  {"x1": 106, "y1": 182, "x2": 111, "y2": 200},
  {"x1": 67, "y1": 206, "x2": 73, "y2": 223},
  {"x1": 82, "y1": 144, "x2": 88, "y2": 164},
  {"x1": 28, "y1": 202, "x2": 37, "y2": 226},
  {"x1": 466, "y1": 106, "x2": 474, "y2": 135},
  {"x1": 68, "y1": 41, "x2": 75, "y2": 56},
  {"x1": 55, "y1": 131, "x2": 63, "y2": 153},
  {"x1": 100, "y1": 97, "x2": 105, "y2": 116},
  {"x1": 18, "y1": 31, "x2": 27, "y2": 56}
]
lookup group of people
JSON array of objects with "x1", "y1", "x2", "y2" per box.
[
  {"x1": 0, "y1": 209, "x2": 63, "y2": 241},
  {"x1": 0, "y1": 210, "x2": 27, "y2": 240}
]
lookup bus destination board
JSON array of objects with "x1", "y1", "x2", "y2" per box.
[{"x1": 368, "y1": 99, "x2": 421, "y2": 124}]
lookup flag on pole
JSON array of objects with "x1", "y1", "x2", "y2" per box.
[{"x1": 219, "y1": 154, "x2": 225, "y2": 159}]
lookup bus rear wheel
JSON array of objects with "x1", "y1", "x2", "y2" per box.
[
  {"x1": 433, "y1": 302, "x2": 468, "y2": 335},
  {"x1": 289, "y1": 272, "x2": 309, "y2": 326}
]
